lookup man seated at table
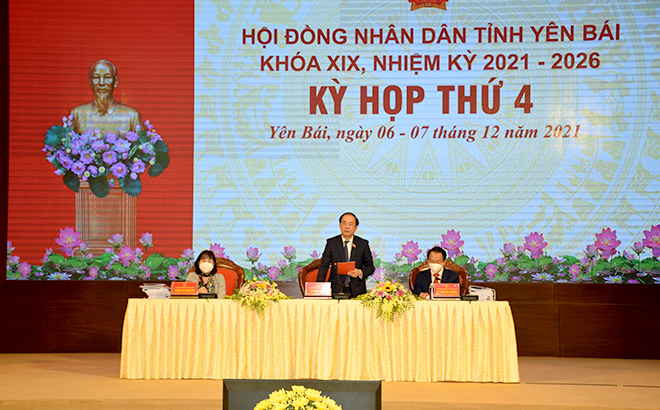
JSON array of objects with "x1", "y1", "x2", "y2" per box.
[{"x1": 413, "y1": 246, "x2": 460, "y2": 299}]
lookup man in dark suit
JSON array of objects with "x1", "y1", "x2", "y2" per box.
[
  {"x1": 316, "y1": 212, "x2": 375, "y2": 297},
  {"x1": 413, "y1": 246, "x2": 460, "y2": 299}
]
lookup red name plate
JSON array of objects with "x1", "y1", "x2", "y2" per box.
[
  {"x1": 171, "y1": 281, "x2": 198, "y2": 296},
  {"x1": 305, "y1": 282, "x2": 332, "y2": 297},
  {"x1": 431, "y1": 283, "x2": 460, "y2": 299}
]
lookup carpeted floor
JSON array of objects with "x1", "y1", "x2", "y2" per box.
[{"x1": 0, "y1": 354, "x2": 659, "y2": 409}]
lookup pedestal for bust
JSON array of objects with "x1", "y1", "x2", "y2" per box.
[{"x1": 75, "y1": 182, "x2": 136, "y2": 254}]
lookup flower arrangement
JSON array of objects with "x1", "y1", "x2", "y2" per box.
[
  {"x1": 254, "y1": 385, "x2": 342, "y2": 410},
  {"x1": 227, "y1": 279, "x2": 290, "y2": 315},
  {"x1": 7, "y1": 226, "x2": 660, "y2": 285},
  {"x1": 43, "y1": 116, "x2": 170, "y2": 198},
  {"x1": 6, "y1": 227, "x2": 191, "y2": 281},
  {"x1": 356, "y1": 280, "x2": 419, "y2": 322}
]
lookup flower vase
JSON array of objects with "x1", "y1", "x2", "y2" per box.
[{"x1": 75, "y1": 181, "x2": 136, "y2": 255}]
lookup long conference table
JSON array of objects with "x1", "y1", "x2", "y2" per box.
[{"x1": 120, "y1": 299, "x2": 519, "y2": 383}]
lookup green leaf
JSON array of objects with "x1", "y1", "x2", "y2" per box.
[
  {"x1": 62, "y1": 172, "x2": 80, "y2": 193},
  {"x1": 49, "y1": 254, "x2": 66, "y2": 265},
  {"x1": 120, "y1": 175, "x2": 143, "y2": 197},
  {"x1": 45, "y1": 125, "x2": 68, "y2": 147},
  {"x1": 453, "y1": 254, "x2": 469, "y2": 266},
  {"x1": 148, "y1": 140, "x2": 170, "y2": 177},
  {"x1": 88, "y1": 175, "x2": 110, "y2": 198},
  {"x1": 95, "y1": 253, "x2": 113, "y2": 265},
  {"x1": 144, "y1": 254, "x2": 166, "y2": 271}
]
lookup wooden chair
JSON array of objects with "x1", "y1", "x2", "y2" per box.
[
  {"x1": 297, "y1": 258, "x2": 330, "y2": 296},
  {"x1": 216, "y1": 257, "x2": 245, "y2": 296},
  {"x1": 409, "y1": 260, "x2": 469, "y2": 295},
  {"x1": 187, "y1": 257, "x2": 245, "y2": 296}
]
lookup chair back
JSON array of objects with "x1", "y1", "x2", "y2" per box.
[
  {"x1": 297, "y1": 259, "x2": 327, "y2": 296},
  {"x1": 216, "y1": 257, "x2": 245, "y2": 296},
  {"x1": 409, "y1": 260, "x2": 469, "y2": 295}
]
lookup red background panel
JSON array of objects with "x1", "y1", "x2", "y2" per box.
[{"x1": 8, "y1": 0, "x2": 193, "y2": 263}]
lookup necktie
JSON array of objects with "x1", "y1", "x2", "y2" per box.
[
  {"x1": 343, "y1": 241, "x2": 350, "y2": 286},
  {"x1": 433, "y1": 273, "x2": 440, "y2": 283}
]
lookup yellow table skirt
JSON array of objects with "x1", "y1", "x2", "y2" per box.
[{"x1": 120, "y1": 299, "x2": 519, "y2": 382}]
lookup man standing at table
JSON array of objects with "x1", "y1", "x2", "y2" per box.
[
  {"x1": 316, "y1": 212, "x2": 375, "y2": 298},
  {"x1": 413, "y1": 246, "x2": 460, "y2": 299}
]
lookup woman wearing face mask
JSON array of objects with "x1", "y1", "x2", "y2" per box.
[
  {"x1": 412, "y1": 246, "x2": 460, "y2": 299},
  {"x1": 186, "y1": 250, "x2": 226, "y2": 298}
]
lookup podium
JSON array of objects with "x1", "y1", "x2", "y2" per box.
[{"x1": 75, "y1": 181, "x2": 136, "y2": 254}]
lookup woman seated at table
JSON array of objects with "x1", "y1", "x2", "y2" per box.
[{"x1": 186, "y1": 250, "x2": 226, "y2": 297}]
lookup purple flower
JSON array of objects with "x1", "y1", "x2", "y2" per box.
[
  {"x1": 604, "y1": 275, "x2": 623, "y2": 284},
  {"x1": 400, "y1": 241, "x2": 422, "y2": 264},
  {"x1": 267, "y1": 266, "x2": 280, "y2": 280},
  {"x1": 18, "y1": 262, "x2": 31, "y2": 279},
  {"x1": 86, "y1": 165, "x2": 99, "y2": 177},
  {"x1": 167, "y1": 265, "x2": 179, "y2": 280},
  {"x1": 394, "y1": 252, "x2": 403, "y2": 262},
  {"x1": 246, "y1": 247, "x2": 262, "y2": 262},
  {"x1": 496, "y1": 257, "x2": 507, "y2": 266},
  {"x1": 569, "y1": 263, "x2": 581, "y2": 280},
  {"x1": 441, "y1": 230, "x2": 465, "y2": 258},
  {"x1": 510, "y1": 276, "x2": 522, "y2": 282},
  {"x1": 623, "y1": 250, "x2": 636, "y2": 261},
  {"x1": 485, "y1": 263, "x2": 498, "y2": 280},
  {"x1": 130, "y1": 172, "x2": 138, "y2": 180},
  {"x1": 105, "y1": 132, "x2": 118, "y2": 144},
  {"x1": 130, "y1": 159, "x2": 146, "y2": 174},
  {"x1": 7, "y1": 240, "x2": 14, "y2": 253},
  {"x1": 209, "y1": 243, "x2": 227, "y2": 258},
  {"x1": 373, "y1": 267, "x2": 386, "y2": 282},
  {"x1": 643, "y1": 225, "x2": 660, "y2": 258},
  {"x1": 55, "y1": 227, "x2": 82, "y2": 252},
  {"x1": 113, "y1": 139, "x2": 131, "y2": 153},
  {"x1": 110, "y1": 163, "x2": 127, "y2": 178},
  {"x1": 552, "y1": 256, "x2": 565, "y2": 264},
  {"x1": 8, "y1": 255, "x2": 19, "y2": 264},
  {"x1": 125, "y1": 131, "x2": 139, "y2": 142},
  {"x1": 102, "y1": 151, "x2": 118, "y2": 165},
  {"x1": 70, "y1": 138, "x2": 84, "y2": 155},
  {"x1": 71, "y1": 161, "x2": 86, "y2": 177},
  {"x1": 58, "y1": 152, "x2": 73, "y2": 170},
  {"x1": 627, "y1": 279, "x2": 640, "y2": 284},
  {"x1": 107, "y1": 233, "x2": 123, "y2": 246},
  {"x1": 79, "y1": 150, "x2": 95, "y2": 165},
  {"x1": 139, "y1": 265, "x2": 151, "y2": 280},
  {"x1": 524, "y1": 232, "x2": 548, "y2": 259},
  {"x1": 91, "y1": 139, "x2": 106, "y2": 152},
  {"x1": 594, "y1": 227, "x2": 621, "y2": 260},
  {"x1": 501, "y1": 243, "x2": 515, "y2": 257},
  {"x1": 139, "y1": 232, "x2": 153, "y2": 247},
  {"x1": 277, "y1": 259, "x2": 288, "y2": 269},
  {"x1": 88, "y1": 267, "x2": 99, "y2": 280},
  {"x1": 104, "y1": 247, "x2": 113, "y2": 254},
  {"x1": 632, "y1": 242, "x2": 644, "y2": 254},
  {"x1": 584, "y1": 244, "x2": 598, "y2": 258},
  {"x1": 281, "y1": 246, "x2": 296, "y2": 260},
  {"x1": 117, "y1": 246, "x2": 136, "y2": 267},
  {"x1": 181, "y1": 248, "x2": 195, "y2": 259},
  {"x1": 255, "y1": 262, "x2": 267, "y2": 272},
  {"x1": 309, "y1": 250, "x2": 320, "y2": 259},
  {"x1": 516, "y1": 245, "x2": 525, "y2": 254}
]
